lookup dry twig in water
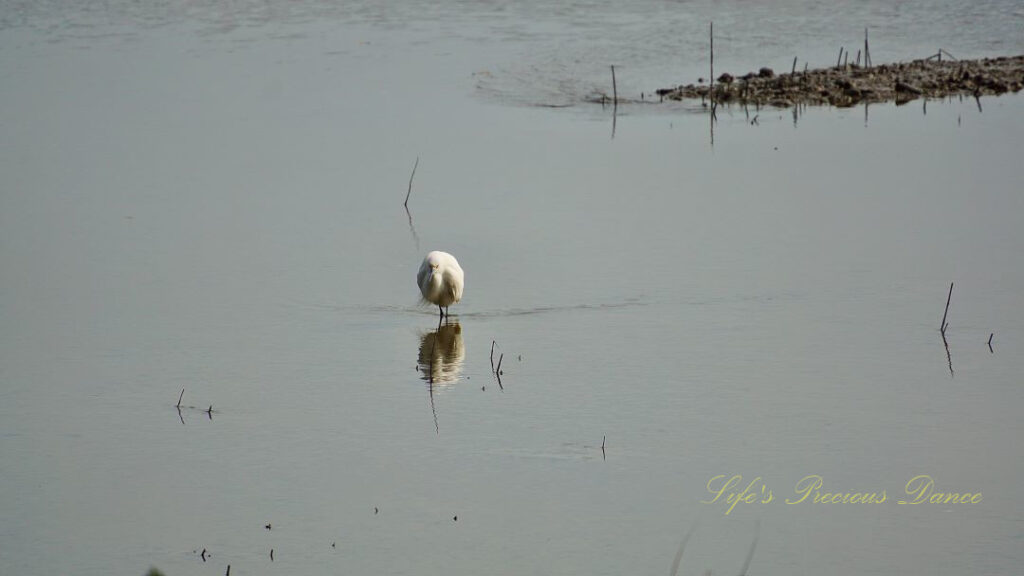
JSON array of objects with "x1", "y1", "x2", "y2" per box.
[
  {"x1": 403, "y1": 156, "x2": 419, "y2": 208},
  {"x1": 940, "y1": 282, "x2": 953, "y2": 334}
]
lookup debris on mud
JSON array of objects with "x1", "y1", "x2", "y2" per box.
[{"x1": 649, "y1": 54, "x2": 1024, "y2": 108}]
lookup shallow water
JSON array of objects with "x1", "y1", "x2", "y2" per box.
[{"x1": 1, "y1": 1, "x2": 1023, "y2": 575}]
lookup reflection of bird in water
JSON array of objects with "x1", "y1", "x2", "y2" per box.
[
  {"x1": 417, "y1": 251, "x2": 464, "y2": 320},
  {"x1": 418, "y1": 321, "x2": 465, "y2": 434},
  {"x1": 418, "y1": 322, "x2": 465, "y2": 386}
]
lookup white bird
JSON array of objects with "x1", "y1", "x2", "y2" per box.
[{"x1": 417, "y1": 251, "x2": 464, "y2": 320}]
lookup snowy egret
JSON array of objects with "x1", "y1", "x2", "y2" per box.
[{"x1": 417, "y1": 251, "x2": 464, "y2": 319}]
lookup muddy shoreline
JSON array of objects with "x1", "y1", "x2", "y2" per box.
[{"x1": 650, "y1": 54, "x2": 1024, "y2": 108}]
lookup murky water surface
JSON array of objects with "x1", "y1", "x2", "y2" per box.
[{"x1": 2, "y1": 1, "x2": 1023, "y2": 575}]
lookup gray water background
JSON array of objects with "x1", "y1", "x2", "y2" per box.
[{"x1": 1, "y1": 1, "x2": 1023, "y2": 575}]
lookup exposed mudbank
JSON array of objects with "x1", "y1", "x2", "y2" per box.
[{"x1": 648, "y1": 55, "x2": 1024, "y2": 108}]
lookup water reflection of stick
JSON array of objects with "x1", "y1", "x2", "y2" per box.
[
  {"x1": 669, "y1": 522, "x2": 697, "y2": 576},
  {"x1": 943, "y1": 331, "x2": 954, "y2": 377},
  {"x1": 405, "y1": 205, "x2": 420, "y2": 252},
  {"x1": 739, "y1": 519, "x2": 760, "y2": 576},
  {"x1": 429, "y1": 333, "x2": 436, "y2": 384},
  {"x1": 429, "y1": 374, "x2": 439, "y2": 433},
  {"x1": 940, "y1": 282, "x2": 953, "y2": 334},
  {"x1": 611, "y1": 104, "x2": 617, "y2": 139},
  {"x1": 988, "y1": 333, "x2": 994, "y2": 353},
  {"x1": 404, "y1": 156, "x2": 419, "y2": 208}
]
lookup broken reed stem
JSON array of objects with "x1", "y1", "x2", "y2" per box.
[
  {"x1": 177, "y1": 388, "x2": 185, "y2": 408},
  {"x1": 709, "y1": 22, "x2": 714, "y2": 107},
  {"x1": 836, "y1": 46, "x2": 844, "y2": 68},
  {"x1": 496, "y1": 353, "x2": 504, "y2": 374},
  {"x1": 403, "y1": 156, "x2": 419, "y2": 208},
  {"x1": 864, "y1": 28, "x2": 871, "y2": 68},
  {"x1": 988, "y1": 333, "x2": 994, "y2": 346},
  {"x1": 940, "y1": 282, "x2": 953, "y2": 334},
  {"x1": 490, "y1": 340, "x2": 496, "y2": 370},
  {"x1": 791, "y1": 56, "x2": 797, "y2": 75},
  {"x1": 601, "y1": 435, "x2": 606, "y2": 450},
  {"x1": 856, "y1": 49, "x2": 861, "y2": 67},
  {"x1": 610, "y1": 65, "x2": 618, "y2": 106},
  {"x1": 606, "y1": 65, "x2": 614, "y2": 105}
]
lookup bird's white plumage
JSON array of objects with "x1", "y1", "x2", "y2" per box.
[{"x1": 417, "y1": 251, "x2": 464, "y2": 316}]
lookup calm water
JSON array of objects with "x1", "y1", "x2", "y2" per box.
[{"x1": 1, "y1": 1, "x2": 1023, "y2": 575}]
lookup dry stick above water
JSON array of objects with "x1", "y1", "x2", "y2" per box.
[
  {"x1": 940, "y1": 282, "x2": 953, "y2": 334},
  {"x1": 403, "y1": 156, "x2": 419, "y2": 208},
  {"x1": 864, "y1": 28, "x2": 871, "y2": 68},
  {"x1": 709, "y1": 21, "x2": 715, "y2": 120},
  {"x1": 176, "y1": 388, "x2": 185, "y2": 408},
  {"x1": 610, "y1": 65, "x2": 618, "y2": 106}
]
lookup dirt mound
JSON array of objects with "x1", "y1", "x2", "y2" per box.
[{"x1": 654, "y1": 55, "x2": 1024, "y2": 108}]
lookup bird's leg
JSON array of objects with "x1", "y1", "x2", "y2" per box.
[
  {"x1": 444, "y1": 306, "x2": 450, "y2": 324},
  {"x1": 438, "y1": 305, "x2": 444, "y2": 320}
]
